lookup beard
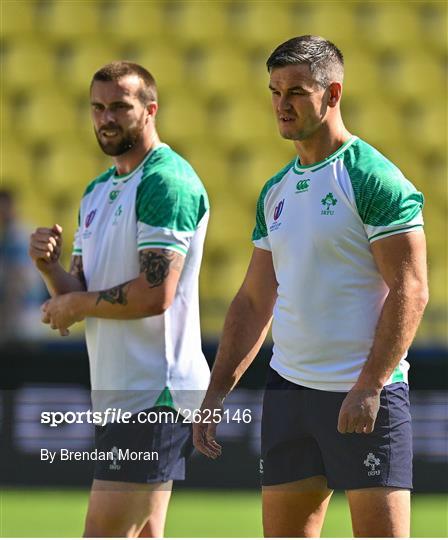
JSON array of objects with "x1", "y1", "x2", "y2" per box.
[{"x1": 94, "y1": 122, "x2": 144, "y2": 156}]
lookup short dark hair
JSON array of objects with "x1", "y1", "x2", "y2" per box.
[
  {"x1": 91, "y1": 61, "x2": 158, "y2": 104},
  {"x1": 266, "y1": 35, "x2": 344, "y2": 88}
]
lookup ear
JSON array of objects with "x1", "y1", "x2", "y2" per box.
[
  {"x1": 146, "y1": 101, "x2": 158, "y2": 121},
  {"x1": 327, "y1": 82, "x2": 342, "y2": 108}
]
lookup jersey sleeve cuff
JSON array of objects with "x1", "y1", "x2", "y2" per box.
[
  {"x1": 137, "y1": 242, "x2": 188, "y2": 256},
  {"x1": 368, "y1": 223, "x2": 423, "y2": 243},
  {"x1": 252, "y1": 238, "x2": 271, "y2": 251}
]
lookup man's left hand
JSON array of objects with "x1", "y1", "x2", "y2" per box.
[
  {"x1": 337, "y1": 386, "x2": 381, "y2": 434},
  {"x1": 41, "y1": 293, "x2": 84, "y2": 336}
]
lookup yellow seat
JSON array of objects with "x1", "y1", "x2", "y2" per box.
[
  {"x1": 352, "y1": 2, "x2": 418, "y2": 51},
  {"x1": 55, "y1": 41, "x2": 121, "y2": 97},
  {"x1": 287, "y1": 3, "x2": 355, "y2": 51},
  {"x1": 39, "y1": 141, "x2": 100, "y2": 200},
  {"x1": 227, "y1": 1, "x2": 293, "y2": 49},
  {"x1": 185, "y1": 45, "x2": 250, "y2": 95},
  {"x1": 417, "y1": 2, "x2": 448, "y2": 54},
  {"x1": 131, "y1": 44, "x2": 185, "y2": 90},
  {"x1": 343, "y1": 51, "x2": 377, "y2": 96},
  {"x1": 16, "y1": 88, "x2": 77, "y2": 145},
  {"x1": 37, "y1": 1, "x2": 99, "y2": 42},
  {"x1": 206, "y1": 96, "x2": 275, "y2": 147},
  {"x1": 0, "y1": 140, "x2": 34, "y2": 194},
  {"x1": 2, "y1": 40, "x2": 54, "y2": 92},
  {"x1": 0, "y1": 0, "x2": 35, "y2": 39},
  {"x1": 161, "y1": 2, "x2": 226, "y2": 47},
  {"x1": 157, "y1": 95, "x2": 207, "y2": 141},
  {"x1": 100, "y1": 1, "x2": 164, "y2": 43},
  {"x1": 377, "y1": 50, "x2": 445, "y2": 104}
]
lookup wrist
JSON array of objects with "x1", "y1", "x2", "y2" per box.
[
  {"x1": 70, "y1": 292, "x2": 88, "y2": 321},
  {"x1": 38, "y1": 260, "x2": 61, "y2": 277},
  {"x1": 353, "y1": 375, "x2": 384, "y2": 393}
]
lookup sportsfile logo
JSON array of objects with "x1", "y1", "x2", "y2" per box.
[{"x1": 363, "y1": 452, "x2": 381, "y2": 476}]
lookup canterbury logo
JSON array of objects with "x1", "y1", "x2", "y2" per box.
[{"x1": 295, "y1": 179, "x2": 310, "y2": 193}]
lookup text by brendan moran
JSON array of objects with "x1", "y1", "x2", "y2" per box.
[{"x1": 41, "y1": 448, "x2": 159, "y2": 464}]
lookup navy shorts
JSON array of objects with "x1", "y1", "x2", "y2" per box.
[
  {"x1": 261, "y1": 367, "x2": 413, "y2": 490},
  {"x1": 94, "y1": 406, "x2": 193, "y2": 484}
]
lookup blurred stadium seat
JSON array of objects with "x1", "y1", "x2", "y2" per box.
[
  {"x1": 36, "y1": 0, "x2": 100, "y2": 43},
  {"x1": 2, "y1": 40, "x2": 54, "y2": 91},
  {"x1": 1, "y1": 0, "x2": 446, "y2": 341}
]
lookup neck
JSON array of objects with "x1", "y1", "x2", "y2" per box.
[
  {"x1": 294, "y1": 121, "x2": 352, "y2": 166},
  {"x1": 113, "y1": 131, "x2": 161, "y2": 176}
]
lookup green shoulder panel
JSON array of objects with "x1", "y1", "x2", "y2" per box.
[
  {"x1": 136, "y1": 147, "x2": 209, "y2": 232},
  {"x1": 252, "y1": 159, "x2": 295, "y2": 241},
  {"x1": 343, "y1": 139, "x2": 424, "y2": 226},
  {"x1": 82, "y1": 167, "x2": 114, "y2": 198}
]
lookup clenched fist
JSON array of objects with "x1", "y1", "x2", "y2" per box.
[{"x1": 29, "y1": 224, "x2": 63, "y2": 272}]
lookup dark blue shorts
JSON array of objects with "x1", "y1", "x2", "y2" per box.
[
  {"x1": 94, "y1": 406, "x2": 193, "y2": 484},
  {"x1": 261, "y1": 367, "x2": 413, "y2": 490}
]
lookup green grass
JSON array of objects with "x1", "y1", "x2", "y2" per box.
[{"x1": 0, "y1": 488, "x2": 446, "y2": 537}]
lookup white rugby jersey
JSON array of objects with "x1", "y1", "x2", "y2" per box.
[
  {"x1": 73, "y1": 144, "x2": 210, "y2": 413},
  {"x1": 252, "y1": 136, "x2": 424, "y2": 391}
]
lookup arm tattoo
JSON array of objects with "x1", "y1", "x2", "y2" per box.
[
  {"x1": 139, "y1": 249, "x2": 183, "y2": 288},
  {"x1": 69, "y1": 255, "x2": 86, "y2": 289},
  {"x1": 96, "y1": 281, "x2": 131, "y2": 306}
]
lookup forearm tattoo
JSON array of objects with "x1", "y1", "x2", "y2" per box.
[
  {"x1": 96, "y1": 281, "x2": 131, "y2": 306},
  {"x1": 139, "y1": 249, "x2": 183, "y2": 288},
  {"x1": 69, "y1": 255, "x2": 86, "y2": 289}
]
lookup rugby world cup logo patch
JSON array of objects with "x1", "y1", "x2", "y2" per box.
[
  {"x1": 85, "y1": 209, "x2": 97, "y2": 228},
  {"x1": 273, "y1": 199, "x2": 285, "y2": 221}
]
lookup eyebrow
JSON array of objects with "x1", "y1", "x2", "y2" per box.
[
  {"x1": 268, "y1": 84, "x2": 308, "y2": 92},
  {"x1": 90, "y1": 100, "x2": 132, "y2": 106}
]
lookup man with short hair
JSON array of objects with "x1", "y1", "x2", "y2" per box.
[
  {"x1": 194, "y1": 35, "x2": 428, "y2": 538},
  {"x1": 29, "y1": 61, "x2": 210, "y2": 537}
]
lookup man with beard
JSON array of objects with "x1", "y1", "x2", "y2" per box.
[{"x1": 29, "y1": 62, "x2": 210, "y2": 537}]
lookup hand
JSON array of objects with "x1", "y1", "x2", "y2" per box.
[
  {"x1": 193, "y1": 397, "x2": 224, "y2": 459},
  {"x1": 41, "y1": 293, "x2": 84, "y2": 336},
  {"x1": 337, "y1": 385, "x2": 381, "y2": 434},
  {"x1": 29, "y1": 224, "x2": 63, "y2": 272}
]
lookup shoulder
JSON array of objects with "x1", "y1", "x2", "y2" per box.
[
  {"x1": 343, "y1": 138, "x2": 411, "y2": 191},
  {"x1": 137, "y1": 146, "x2": 209, "y2": 231},
  {"x1": 82, "y1": 167, "x2": 114, "y2": 198},
  {"x1": 342, "y1": 138, "x2": 424, "y2": 225},
  {"x1": 139, "y1": 145, "x2": 208, "y2": 200},
  {"x1": 257, "y1": 159, "x2": 296, "y2": 205}
]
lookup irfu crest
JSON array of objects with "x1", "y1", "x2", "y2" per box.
[{"x1": 321, "y1": 192, "x2": 337, "y2": 215}]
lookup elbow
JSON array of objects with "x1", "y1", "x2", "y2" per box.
[
  {"x1": 417, "y1": 285, "x2": 429, "y2": 312},
  {"x1": 404, "y1": 282, "x2": 429, "y2": 313},
  {"x1": 142, "y1": 295, "x2": 173, "y2": 317}
]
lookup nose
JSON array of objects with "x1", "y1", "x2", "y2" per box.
[
  {"x1": 277, "y1": 95, "x2": 292, "y2": 113},
  {"x1": 103, "y1": 108, "x2": 116, "y2": 124}
]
